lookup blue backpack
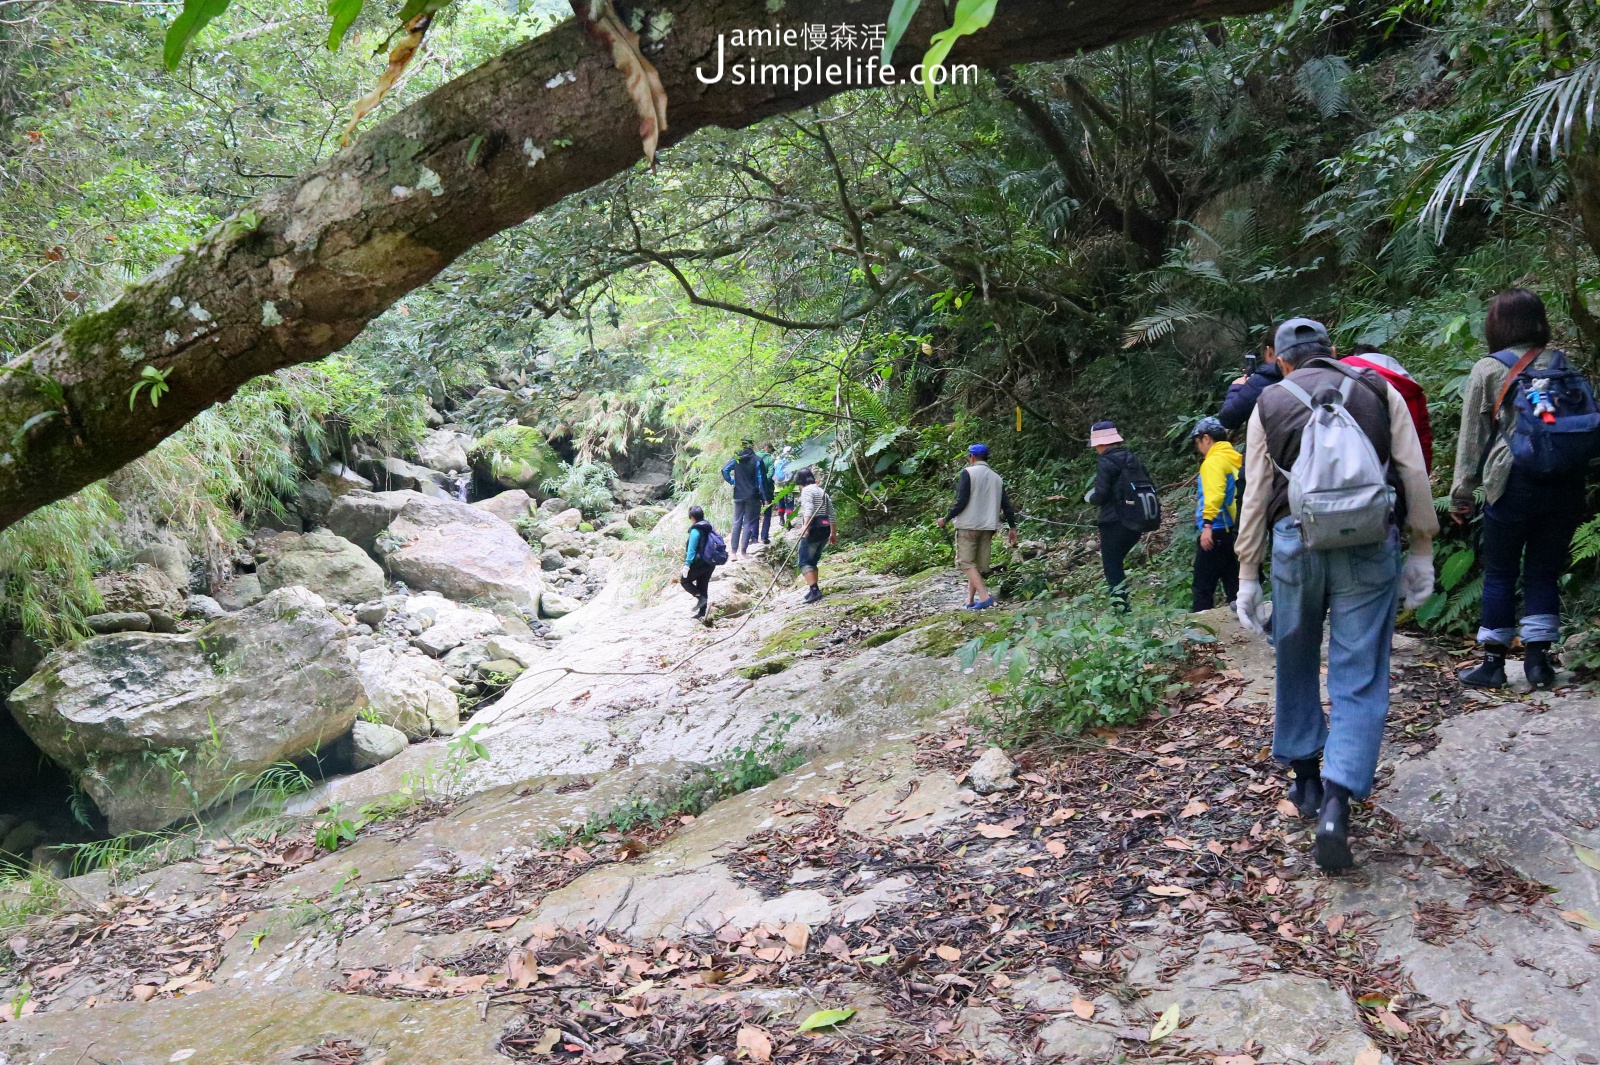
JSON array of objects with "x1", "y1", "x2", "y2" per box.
[
  {"x1": 701, "y1": 529, "x2": 729, "y2": 566},
  {"x1": 1490, "y1": 348, "x2": 1600, "y2": 476}
]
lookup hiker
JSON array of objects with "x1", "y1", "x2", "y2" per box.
[
  {"x1": 757, "y1": 442, "x2": 778, "y2": 544},
  {"x1": 1217, "y1": 329, "x2": 1284, "y2": 432},
  {"x1": 1085, "y1": 421, "x2": 1160, "y2": 610},
  {"x1": 793, "y1": 467, "x2": 837, "y2": 603},
  {"x1": 1450, "y1": 289, "x2": 1599, "y2": 690},
  {"x1": 1190, "y1": 416, "x2": 1241, "y2": 612},
  {"x1": 680, "y1": 505, "x2": 723, "y2": 619},
  {"x1": 1344, "y1": 344, "x2": 1433, "y2": 472},
  {"x1": 937, "y1": 444, "x2": 1018, "y2": 610},
  {"x1": 772, "y1": 446, "x2": 796, "y2": 531},
  {"x1": 720, "y1": 439, "x2": 767, "y2": 560},
  {"x1": 1234, "y1": 317, "x2": 1436, "y2": 872}
]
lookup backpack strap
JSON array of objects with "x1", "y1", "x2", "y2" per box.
[
  {"x1": 1492, "y1": 347, "x2": 1546, "y2": 423},
  {"x1": 1276, "y1": 378, "x2": 1315, "y2": 411}
]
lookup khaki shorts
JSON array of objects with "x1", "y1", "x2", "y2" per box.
[{"x1": 955, "y1": 528, "x2": 994, "y2": 574}]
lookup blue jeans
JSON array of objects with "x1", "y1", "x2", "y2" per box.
[
  {"x1": 1477, "y1": 470, "x2": 1585, "y2": 646},
  {"x1": 1269, "y1": 517, "x2": 1400, "y2": 797},
  {"x1": 730, "y1": 498, "x2": 761, "y2": 555},
  {"x1": 797, "y1": 535, "x2": 825, "y2": 574}
]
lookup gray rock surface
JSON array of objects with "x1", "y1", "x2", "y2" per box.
[
  {"x1": 8, "y1": 587, "x2": 364, "y2": 833},
  {"x1": 539, "y1": 590, "x2": 582, "y2": 619},
  {"x1": 415, "y1": 429, "x2": 474, "y2": 474},
  {"x1": 93, "y1": 564, "x2": 184, "y2": 618},
  {"x1": 382, "y1": 496, "x2": 545, "y2": 607},
  {"x1": 548, "y1": 507, "x2": 583, "y2": 531},
  {"x1": 967, "y1": 747, "x2": 1017, "y2": 794},
  {"x1": 255, "y1": 528, "x2": 386, "y2": 604},
  {"x1": 324, "y1": 489, "x2": 429, "y2": 557},
  {"x1": 351, "y1": 719, "x2": 409, "y2": 769},
  {"x1": 405, "y1": 596, "x2": 505, "y2": 657},
  {"x1": 357, "y1": 645, "x2": 460, "y2": 739},
  {"x1": 84, "y1": 612, "x2": 150, "y2": 634},
  {"x1": 210, "y1": 573, "x2": 264, "y2": 612},
  {"x1": 183, "y1": 595, "x2": 227, "y2": 621},
  {"x1": 131, "y1": 543, "x2": 192, "y2": 593},
  {"x1": 379, "y1": 455, "x2": 448, "y2": 495},
  {"x1": 472, "y1": 488, "x2": 533, "y2": 524},
  {"x1": 296, "y1": 478, "x2": 334, "y2": 526}
]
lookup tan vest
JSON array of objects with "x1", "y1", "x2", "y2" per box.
[{"x1": 954, "y1": 462, "x2": 1004, "y2": 531}]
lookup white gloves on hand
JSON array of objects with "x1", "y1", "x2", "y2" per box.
[
  {"x1": 1083, "y1": 488, "x2": 1096, "y2": 504},
  {"x1": 1235, "y1": 579, "x2": 1269, "y2": 636},
  {"x1": 1399, "y1": 550, "x2": 1435, "y2": 611}
]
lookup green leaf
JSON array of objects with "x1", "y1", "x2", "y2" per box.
[
  {"x1": 920, "y1": 0, "x2": 997, "y2": 101},
  {"x1": 798, "y1": 1008, "x2": 856, "y2": 1032},
  {"x1": 1413, "y1": 591, "x2": 1447, "y2": 625},
  {"x1": 164, "y1": 0, "x2": 234, "y2": 70},
  {"x1": 326, "y1": 0, "x2": 365, "y2": 51},
  {"x1": 1439, "y1": 548, "x2": 1475, "y2": 591},
  {"x1": 1574, "y1": 842, "x2": 1600, "y2": 872},
  {"x1": 881, "y1": 0, "x2": 923, "y2": 63},
  {"x1": 1148, "y1": 1002, "x2": 1180, "y2": 1041}
]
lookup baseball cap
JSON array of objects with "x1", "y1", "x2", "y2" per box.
[
  {"x1": 1274, "y1": 317, "x2": 1331, "y2": 361},
  {"x1": 1190, "y1": 416, "x2": 1227, "y2": 440},
  {"x1": 968, "y1": 443, "x2": 989, "y2": 457}
]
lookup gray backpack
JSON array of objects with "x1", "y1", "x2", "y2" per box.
[{"x1": 1273, "y1": 372, "x2": 1395, "y2": 550}]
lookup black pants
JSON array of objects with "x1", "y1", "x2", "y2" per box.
[
  {"x1": 1191, "y1": 528, "x2": 1240, "y2": 612},
  {"x1": 1099, "y1": 523, "x2": 1142, "y2": 609},
  {"x1": 759, "y1": 503, "x2": 775, "y2": 542},
  {"x1": 680, "y1": 562, "x2": 713, "y2": 603}
]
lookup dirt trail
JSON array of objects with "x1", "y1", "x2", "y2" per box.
[{"x1": 1, "y1": 555, "x2": 1597, "y2": 1065}]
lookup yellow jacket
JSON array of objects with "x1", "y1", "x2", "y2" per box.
[{"x1": 1196, "y1": 440, "x2": 1241, "y2": 530}]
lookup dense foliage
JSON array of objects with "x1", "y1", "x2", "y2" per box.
[{"x1": 5, "y1": 0, "x2": 1600, "y2": 646}]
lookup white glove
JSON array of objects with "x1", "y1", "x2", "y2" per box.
[
  {"x1": 1399, "y1": 550, "x2": 1435, "y2": 611},
  {"x1": 1083, "y1": 488, "x2": 1096, "y2": 504},
  {"x1": 1235, "y1": 579, "x2": 1268, "y2": 636}
]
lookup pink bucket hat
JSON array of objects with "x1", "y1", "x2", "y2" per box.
[{"x1": 1089, "y1": 420, "x2": 1123, "y2": 447}]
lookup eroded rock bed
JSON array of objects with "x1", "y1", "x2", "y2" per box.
[{"x1": 0, "y1": 533, "x2": 1595, "y2": 1064}]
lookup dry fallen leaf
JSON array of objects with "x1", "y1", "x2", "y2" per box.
[
  {"x1": 1214, "y1": 1056, "x2": 1256, "y2": 1065},
  {"x1": 1275, "y1": 798, "x2": 1300, "y2": 818},
  {"x1": 1149, "y1": 1002, "x2": 1181, "y2": 1041},
  {"x1": 582, "y1": 0, "x2": 668, "y2": 164},
  {"x1": 1206, "y1": 839, "x2": 1226, "y2": 856},
  {"x1": 1162, "y1": 836, "x2": 1193, "y2": 851},
  {"x1": 1558, "y1": 908, "x2": 1600, "y2": 931},
  {"x1": 1573, "y1": 842, "x2": 1600, "y2": 872},
  {"x1": 130, "y1": 984, "x2": 157, "y2": 1002},
  {"x1": 530, "y1": 1028, "x2": 562, "y2": 1054},
  {"x1": 1375, "y1": 1008, "x2": 1411, "y2": 1036},
  {"x1": 1148, "y1": 884, "x2": 1193, "y2": 897},
  {"x1": 736, "y1": 1024, "x2": 773, "y2": 1062},
  {"x1": 341, "y1": 12, "x2": 431, "y2": 146},
  {"x1": 976, "y1": 823, "x2": 1017, "y2": 839},
  {"x1": 935, "y1": 944, "x2": 961, "y2": 962},
  {"x1": 1078, "y1": 949, "x2": 1103, "y2": 965},
  {"x1": 1325, "y1": 913, "x2": 1347, "y2": 935},
  {"x1": 484, "y1": 915, "x2": 520, "y2": 930},
  {"x1": 782, "y1": 923, "x2": 810, "y2": 954},
  {"x1": 1070, "y1": 993, "x2": 1095, "y2": 1019},
  {"x1": 1353, "y1": 1047, "x2": 1382, "y2": 1065},
  {"x1": 1503, "y1": 1022, "x2": 1551, "y2": 1055},
  {"x1": 1180, "y1": 799, "x2": 1209, "y2": 818},
  {"x1": 1045, "y1": 839, "x2": 1067, "y2": 858}
]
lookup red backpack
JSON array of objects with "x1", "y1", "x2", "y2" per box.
[{"x1": 1342, "y1": 355, "x2": 1433, "y2": 473}]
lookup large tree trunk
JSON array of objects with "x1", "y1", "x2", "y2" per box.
[{"x1": 0, "y1": 0, "x2": 1276, "y2": 531}]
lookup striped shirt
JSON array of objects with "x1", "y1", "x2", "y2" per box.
[{"x1": 797, "y1": 484, "x2": 834, "y2": 531}]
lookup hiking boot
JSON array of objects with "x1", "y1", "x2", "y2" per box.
[
  {"x1": 1288, "y1": 757, "x2": 1323, "y2": 819},
  {"x1": 1459, "y1": 644, "x2": 1508, "y2": 688},
  {"x1": 1524, "y1": 642, "x2": 1557, "y2": 689},
  {"x1": 803, "y1": 586, "x2": 821, "y2": 604},
  {"x1": 693, "y1": 595, "x2": 708, "y2": 618},
  {"x1": 1314, "y1": 783, "x2": 1354, "y2": 872}
]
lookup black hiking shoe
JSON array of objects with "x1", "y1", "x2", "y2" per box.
[
  {"x1": 1524, "y1": 642, "x2": 1557, "y2": 689},
  {"x1": 1288, "y1": 757, "x2": 1323, "y2": 820},
  {"x1": 693, "y1": 595, "x2": 708, "y2": 618},
  {"x1": 803, "y1": 586, "x2": 821, "y2": 604},
  {"x1": 1314, "y1": 783, "x2": 1354, "y2": 872},
  {"x1": 1459, "y1": 644, "x2": 1508, "y2": 688}
]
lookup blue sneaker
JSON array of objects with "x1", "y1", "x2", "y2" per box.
[{"x1": 971, "y1": 596, "x2": 996, "y2": 610}]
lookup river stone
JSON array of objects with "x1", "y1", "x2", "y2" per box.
[
  {"x1": 353, "y1": 601, "x2": 387, "y2": 627},
  {"x1": 256, "y1": 528, "x2": 386, "y2": 604},
  {"x1": 485, "y1": 636, "x2": 543, "y2": 670},
  {"x1": 549, "y1": 507, "x2": 583, "y2": 531},
  {"x1": 968, "y1": 747, "x2": 1018, "y2": 795},
  {"x1": 296, "y1": 478, "x2": 334, "y2": 526},
  {"x1": 473, "y1": 489, "x2": 533, "y2": 525},
  {"x1": 382, "y1": 496, "x2": 545, "y2": 607},
  {"x1": 356, "y1": 646, "x2": 459, "y2": 739},
  {"x1": 539, "y1": 591, "x2": 582, "y2": 619},
  {"x1": 324, "y1": 489, "x2": 430, "y2": 558},
  {"x1": 84, "y1": 612, "x2": 150, "y2": 634},
  {"x1": 94, "y1": 564, "x2": 184, "y2": 618},
  {"x1": 416, "y1": 429, "x2": 474, "y2": 474},
  {"x1": 538, "y1": 496, "x2": 568, "y2": 514},
  {"x1": 540, "y1": 549, "x2": 564, "y2": 571},
  {"x1": 405, "y1": 597, "x2": 505, "y2": 657},
  {"x1": 352, "y1": 719, "x2": 408, "y2": 769},
  {"x1": 183, "y1": 595, "x2": 227, "y2": 621},
  {"x1": 211, "y1": 573, "x2": 264, "y2": 612},
  {"x1": 379, "y1": 455, "x2": 448, "y2": 495},
  {"x1": 131, "y1": 543, "x2": 192, "y2": 592},
  {"x1": 8, "y1": 587, "x2": 365, "y2": 834}
]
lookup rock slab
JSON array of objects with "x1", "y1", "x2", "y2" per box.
[{"x1": 256, "y1": 528, "x2": 386, "y2": 604}]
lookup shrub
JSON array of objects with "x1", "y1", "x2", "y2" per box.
[
  {"x1": 963, "y1": 599, "x2": 1199, "y2": 744},
  {"x1": 542, "y1": 461, "x2": 616, "y2": 516},
  {"x1": 857, "y1": 523, "x2": 953, "y2": 576}
]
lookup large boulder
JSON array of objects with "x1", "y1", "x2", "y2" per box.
[
  {"x1": 379, "y1": 456, "x2": 449, "y2": 496},
  {"x1": 473, "y1": 489, "x2": 533, "y2": 525},
  {"x1": 8, "y1": 588, "x2": 364, "y2": 834},
  {"x1": 296, "y1": 479, "x2": 335, "y2": 526},
  {"x1": 471, "y1": 424, "x2": 561, "y2": 493},
  {"x1": 325, "y1": 489, "x2": 430, "y2": 558},
  {"x1": 212, "y1": 573, "x2": 264, "y2": 612},
  {"x1": 131, "y1": 543, "x2": 193, "y2": 593},
  {"x1": 415, "y1": 430, "x2": 474, "y2": 475},
  {"x1": 356, "y1": 646, "x2": 459, "y2": 738},
  {"x1": 256, "y1": 528, "x2": 387, "y2": 604},
  {"x1": 93, "y1": 565, "x2": 184, "y2": 619},
  {"x1": 383, "y1": 497, "x2": 545, "y2": 607},
  {"x1": 352, "y1": 720, "x2": 408, "y2": 769}
]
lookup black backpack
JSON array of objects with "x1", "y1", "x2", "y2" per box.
[{"x1": 1114, "y1": 454, "x2": 1162, "y2": 533}]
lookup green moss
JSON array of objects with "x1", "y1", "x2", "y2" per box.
[
  {"x1": 760, "y1": 622, "x2": 823, "y2": 657},
  {"x1": 471, "y1": 424, "x2": 562, "y2": 490},
  {"x1": 737, "y1": 656, "x2": 792, "y2": 679},
  {"x1": 910, "y1": 611, "x2": 1012, "y2": 658},
  {"x1": 862, "y1": 625, "x2": 915, "y2": 649}
]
